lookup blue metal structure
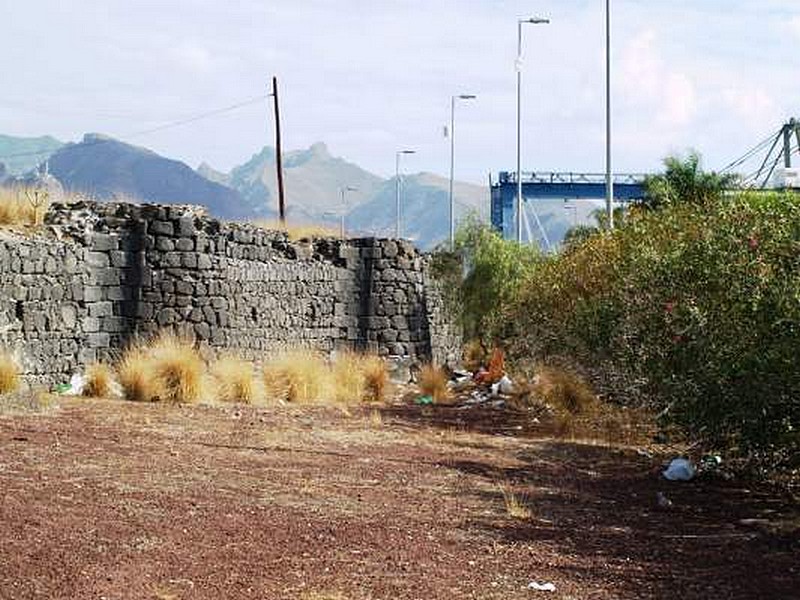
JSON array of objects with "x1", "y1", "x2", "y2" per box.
[{"x1": 490, "y1": 171, "x2": 647, "y2": 239}]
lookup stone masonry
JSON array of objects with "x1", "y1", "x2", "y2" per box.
[{"x1": 0, "y1": 201, "x2": 461, "y2": 386}]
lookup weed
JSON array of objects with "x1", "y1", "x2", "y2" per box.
[
  {"x1": 534, "y1": 365, "x2": 597, "y2": 415},
  {"x1": 82, "y1": 362, "x2": 114, "y2": 398},
  {"x1": 498, "y1": 482, "x2": 532, "y2": 519},
  {"x1": 361, "y1": 354, "x2": 389, "y2": 403},
  {"x1": 263, "y1": 350, "x2": 331, "y2": 403},
  {"x1": 117, "y1": 334, "x2": 204, "y2": 403},
  {"x1": 368, "y1": 408, "x2": 383, "y2": 427},
  {"x1": 418, "y1": 363, "x2": 450, "y2": 402},
  {"x1": 118, "y1": 347, "x2": 162, "y2": 402},
  {"x1": 0, "y1": 352, "x2": 20, "y2": 394},
  {"x1": 253, "y1": 220, "x2": 340, "y2": 241},
  {"x1": 149, "y1": 334, "x2": 204, "y2": 403},
  {"x1": 331, "y1": 351, "x2": 365, "y2": 403},
  {"x1": 211, "y1": 355, "x2": 261, "y2": 404},
  {"x1": 0, "y1": 187, "x2": 49, "y2": 227}
]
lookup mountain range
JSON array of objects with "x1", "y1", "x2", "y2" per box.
[{"x1": 0, "y1": 132, "x2": 581, "y2": 249}]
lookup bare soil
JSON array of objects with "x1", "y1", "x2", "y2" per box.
[{"x1": 1, "y1": 398, "x2": 797, "y2": 599}]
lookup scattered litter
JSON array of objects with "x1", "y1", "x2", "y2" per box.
[
  {"x1": 528, "y1": 581, "x2": 556, "y2": 592},
  {"x1": 68, "y1": 374, "x2": 85, "y2": 395},
  {"x1": 663, "y1": 457, "x2": 696, "y2": 481},
  {"x1": 55, "y1": 374, "x2": 85, "y2": 395},
  {"x1": 700, "y1": 454, "x2": 722, "y2": 470},
  {"x1": 415, "y1": 395, "x2": 434, "y2": 406},
  {"x1": 656, "y1": 491, "x2": 673, "y2": 509}
]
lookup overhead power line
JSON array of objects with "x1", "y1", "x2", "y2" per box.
[{"x1": 0, "y1": 94, "x2": 268, "y2": 162}]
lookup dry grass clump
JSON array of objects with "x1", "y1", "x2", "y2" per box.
[
  {"x1": 0, "y1": 352, "x2": 20, "y2": 395},
  {"x1": 498, "y1": 482, "x2": 532, "y2": 519},
  {"x1": 82, "y1": 362, "x2": 114, "y2": 398},
  {"x1": 263, "y1": 350, "x2": 332, "y2": 403},
  {"x1": 254, "y1": 220, "x2": 340, "y2": 241},
  {"x1": 361, "y1": 355, "x2": 389, "y2": 403},
  {"x1": 0, "y1": 187, "x2": 49, "y2": 227},
  {"x1": 534, "y1": 365, "x2": 597, "y2": 415},
  {"x1": 418, "y1": 363, "x2": 450, "y2": 402},
  {"x1": 462, "y1": 339, "x2": 487, "y2": 373},
  {"x1": 211, "y1": 355, "x2": 262, "y2": 404},
  {"x1": 117, "y1": 334, "x2": 204, "y2": 403},
  {"x1": 263, "y1": 350, "x2": 390, "y2": 405},
  {"x1": 331, "y1": 351, "x2": 366, "y2": 403}
]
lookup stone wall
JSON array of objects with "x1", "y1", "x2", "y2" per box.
[{"x1": 0, "y1": 201, "x2": 460, "y2": 386}]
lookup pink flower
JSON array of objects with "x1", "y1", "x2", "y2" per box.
[{"x1": 748, "y1": 236, "x2": 758, "y2": 250}]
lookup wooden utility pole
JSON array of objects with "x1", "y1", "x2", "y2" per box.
[{"x1": 271, "y1": 76, "x2": 286, "y2": 223}]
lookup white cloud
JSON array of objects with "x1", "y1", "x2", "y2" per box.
[
  {"x1": 786, "y1": 14, "x2": 800, "y2": 38},
  {"x1": 619, "y1": 28, "x2": 697, "y2": 129}
]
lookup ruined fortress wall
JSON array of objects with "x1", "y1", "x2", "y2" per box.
[{"x1": 0, "y1": 201, "x2": 460, "y2": 386}]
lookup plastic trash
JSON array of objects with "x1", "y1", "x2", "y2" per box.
[
  {"x1": 662, "y1": 457, "x2": 696, "y2": 481},
  {"x1": 68, "y1": 373, "x2": 85, "y2": 395},
  {"x1": 415, "y1": 395, "x2": 434, "y2": 405},
  {"x1": 53, "y1": 383, "x2": 71, "y2": 394},
  {"x1": 498, "y1": 375, "x2": 513, "y2": 394},
  {"x1": 528, "y1": 581, "x2": 556, "y2": 592}
]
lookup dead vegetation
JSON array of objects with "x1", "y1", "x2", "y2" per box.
[
  {"x1": 117, "y1": 334, "x2": 204, "y2": 403},
  {"x1": 418, "y1": 363, "x2": 450, "y2": 402},
  {"x1": 253, "y1": 219, "x2": 340, "y2": 241},
  {"x1": 211, "y1": 355, "x2": 262, "y2": 404},
  {"x1": 0, "y1": 352, "x2": 20, "y2": 395},
  {"x1": 263, "y1": 350, "x2": 391, "y2": 405},
  {"x1": 0, "y1": 187, "x2": 49, "y2": 227},
  {"x1": 82, "y1": 362, "x2": 115, "y2": 398}
]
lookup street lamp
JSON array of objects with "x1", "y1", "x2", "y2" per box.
[
  {"x1": 605, "y1": 0, "x2": 614, "y2": 229},
  {"x1": 449, "y1": 94, "x2": 476, "y2": 250},
  {"x1": 395, "y1": 149, "x2": 415, "y2": 238},
  {"x1": 339, "y1": 186, "x2": 357, "y2": 238},
  {"x1": 516, "y1": 16, "x2": 549, "y2": 244}
]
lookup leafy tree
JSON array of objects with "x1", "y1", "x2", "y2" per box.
[
  {"x1": 642, "y1": 151, "x2": 739, "y2": 210},
  {"x1": 453, "y1": 217, "x2": 540, "y2": 345}
]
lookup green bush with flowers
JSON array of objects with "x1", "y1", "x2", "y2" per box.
[{"x1": 454, "y1": 161, "x2": 799, "y2": 473}]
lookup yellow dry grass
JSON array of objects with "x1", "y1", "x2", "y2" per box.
[
  {"x1": 82, "y1": 362, "x2": 114, "y2": 398},
  {"x1": 210, "y1": 355, "x2": 262, "y2": 404},
  {"x1": 498, "y1": 482, "x2": 532, "y2": 519},
  {"x1": 263, "y1": 349, "x2": 390, "y2": 405},
  {"x1": 0, "y1": 187, "x2": 49, "y2": 227},
  {"x1": 0, "y1": 352, "x2": 20, "y2": 395},
  {"x1": 418, "y1": 363, "x2": 450, "y2": 402},
  {"x1": 117, "y1": 334, "x2": 204, "y2": 404},
  {"x1": 361, "y1": 354, "x2": 389, "y2": 403},
  {"x1": 533, "y1": 365, "x2": 597, "y2": 415},
  {"x1": 253, "y1": 219, "x2": 340, "y2": 241},
  {"x1": 331, "y1": 351, "x2": 366, "y2": 403},
  {"x1": 263, "y1": 350, "x2": 332, "y2": 403}
]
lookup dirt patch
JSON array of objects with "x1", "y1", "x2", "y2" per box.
[{"x1": 0, "y1": 398, "x2": 797, "y2": 599}]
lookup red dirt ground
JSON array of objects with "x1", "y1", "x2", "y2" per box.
[{"x1": 1, "y1": 398, "x2": 797, "y2": 599}]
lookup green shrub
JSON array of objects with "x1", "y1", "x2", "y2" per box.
[{"x1": 499, "y1": 191, "x2": 800, "y2": 468}]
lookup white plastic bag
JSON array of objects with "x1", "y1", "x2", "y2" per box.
[{"x1": 662, "y1": 458, "x2": 696, "y2": 481}]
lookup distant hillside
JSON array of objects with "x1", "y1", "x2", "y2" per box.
[
  {"x1": 345, "y1": 173, "x2": 488, "y2": 249},
  {"x1": 49, "y1": 134, "x2": 250, "y2": 218},
  {"x1": 0, "y1": 134, "x2": 63, "y2": 175},
  {"x1": 222, "y1": 142, "x2": 384, "y2": 219}
]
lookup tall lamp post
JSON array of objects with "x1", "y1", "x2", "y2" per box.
[
  {"x1": 449, "y1": 94, "x2": 476, "y2": 250},
  {"x1": 339, "y1": 186, "x2": 357, "y2": 238},
  {"x1": 605, "y1": 0, "x2": 614, "y2": 229},
  {"x1": 395, "y1": 149, "x2": 415, "y2": 238},
  {"x1": 516, "y1": 16, "x2": 549, "y2": 244}
]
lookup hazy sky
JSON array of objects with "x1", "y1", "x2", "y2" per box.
[{"x1": 2, "y1": 0, "x2": 798, "y2": 183}]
